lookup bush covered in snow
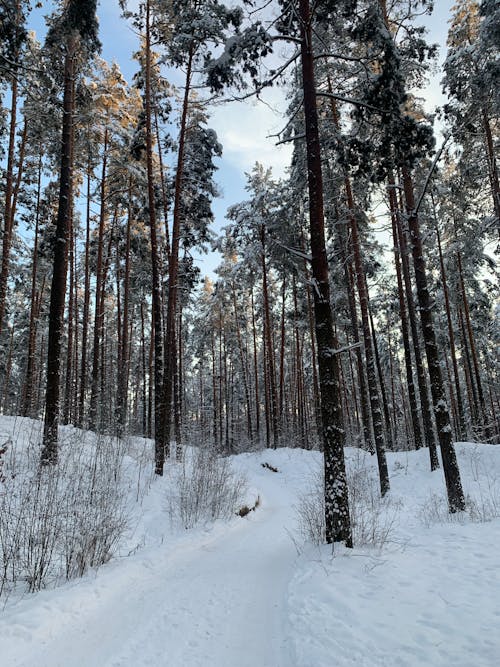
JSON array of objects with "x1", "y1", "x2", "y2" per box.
[
  {"x1": 166, "y1": 446, "x2": 247, "y2": 529},
  {"x1": 0, "y1": 420, "x2": 130, "y2": 599}
]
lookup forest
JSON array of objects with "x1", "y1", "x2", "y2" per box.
[{"x1": 0, "y1": 1, "x2": 499, "y2": 660}]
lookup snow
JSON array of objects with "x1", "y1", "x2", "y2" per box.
[{"x1": 1, "y1": 416, "x2": 499, "y2": 667}]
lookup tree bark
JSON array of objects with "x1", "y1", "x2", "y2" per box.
[
  {"x1": 22, "y1": 158, "x2": 43, "y2": 417},
  {"x1": 482, "y1": 108, "x2": 500, "y2": 237},
  {"x1": 396, "y1": 184, "x2": 439, "y2": 469},
  {"x1": 402, "y1": 166, "x2": 465, "y2": 511},
  {"x1": 344, "y1": 182, "x2": 390, "y2": 493},
  {"x1": 388, "y1": 179, "x2": 423, "y2": 451},
  {"x1": 261, "y1": 225, "x2": 279, "y2": 448},
  {"x1": 162, "y1": 44, "x2": 195, "y2": 462},
  {"x1": 41, "y1": 39, "x2": 77, "y2": 464},
  {"x1": 299, "y1": 0, "x2": 351, "y2": 546},
  {"x1": 434, "y1": 219, "x2": 467, "y2": 439},
  {"x1": 144, "y1": 1, "x2": 167, "y2": 473},
  {"x1": 89, "y1": 129, "x2": 109, "y2": 430},
  {"x1": 117, "y1": 183, "x2": 132, "y2": 434}
]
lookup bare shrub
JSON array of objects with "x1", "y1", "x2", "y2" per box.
[
  {"x1": 295, "y1": 474, "x2": 326, "y2": 545},
  {"x1": 167, "y1": 447, "x2": 247, "y2": 529},
  {"x1": 419, "y1": 446, "x2": 500, "y2": 527},
  {"x1": 0, "y1": 426, "x2": 129, "y2": 599},
  {"x1": 296, "y1": 452, "x2": 400, "y2": 548}
]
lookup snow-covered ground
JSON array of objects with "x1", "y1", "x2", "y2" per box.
[{"x1": 1, "y1": 416, "x2": 499, "y2": 667}]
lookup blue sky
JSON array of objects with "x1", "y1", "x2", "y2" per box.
[{"x1": 26, "y1": 0, "x2": 455, "y2": 278}]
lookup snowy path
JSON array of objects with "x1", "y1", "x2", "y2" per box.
[{"x1": 1, "y1": 454, "x2": 300, "y2": 667}]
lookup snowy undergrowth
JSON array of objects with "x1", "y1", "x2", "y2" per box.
[
  {"x1": 0, "y1": 416, "x2": 151, "y2": 600},
  {"x1": 165, "y1": 445, "x2": 248, "y2": 529},
  {"x1": 289, "y1": 443, "x2": 500, "y2": 667},
  {"x1": 418, "y1": 443, "x2": 500, "y2": 527},
  {"x1": 296, "y1": 449, "x2": 401, "y2": 548},
  {"x1": 1, "y1": 419, "x2": 499, "y2": 667}
]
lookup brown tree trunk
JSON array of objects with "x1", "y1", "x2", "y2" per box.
[
  {"x1": 345, "y1": 259, "x2": 373, "y2": 451},
  {"x1": 369, "y1": 307, "x2": 393, "y2": 450},
  {"x1": 41, "y1": 39, "x2": 77, "y2": 464},
  {"x1": 457, "y1": 250, "x2": 488, "y2": 429},
  {"x1": 0, "y1": 44, "x2": 20, "y2": 336},
  {"x1": 396, "y1": 185, "x2": 439, "y2": 469},
  {"x1": 458, "y1": 305, "x2": 476, "y2": 416},
  {"x1": 304, "y1": 265, "x2": 321, "y2": 436},
  {"x1": 78, "y1": 163, "x2": 92, "y2": 427},
  {"x1": 250, "y1": 285, "x2": 261, "y2": 441},
  {"x1": 62, "y1": 209, "x2": 75, "y2": 425},
  {"x1": 328, "y1": 87, "x2": 372, "y2": 453},
  {"x1": 22, "y1": 158, "x2": 43, "y2": 417},
  {"x1": 402, "y1": 166, "x2": 465, "y2": 511},
  {"x1": 299, "y1": 0, "x2": 351, "y2": 545},
  {"x1": 155, "y1": 110, "x2": 171, "y2": 257},
  {"x1": 232, "y1": 285, "x2": 253, "y2": 442},
  {"x1": 117, "y1": 185, "x2": 132, "y2": 434},
  {"x1": 343, "y1": 176, "x2": 390, "y2": 494},
  {"x1": 211, "y1": 328, "x2": 218, "y2": 447},
  {"x1": 162, "y1": 44, "x2": 195, "y2": 463},
  {"x1": 388, "y1": 179, "x2": 423, "y2": 451},
  {"x1": 0, "y1": 116, "x2": 28, "y2": 335},
  {"x1": 144, "y1": 1, "x2": 167, "y2": 473},
  {"x1": 434, "y1": 220, "x2": 467, "y2": 439},
  {"x1": 140, "y1": 302, "x2": 148, "y2": 436},
  {"x1": 89, "y1": 129, "x2": 109, "y2": 430},
  {"x1": 482, "y1": 109, "x2": 500, "y2": 237},
  {"x1": 278, "y1": 278, "x2": 286, "y2": 422},
  {"x1": 261, "y1": 225, "x2": 279, "y2": 448}
]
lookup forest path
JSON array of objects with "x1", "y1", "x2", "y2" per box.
[{"x1": 1, "y1": 451, "x2": 301, "y2": 667}]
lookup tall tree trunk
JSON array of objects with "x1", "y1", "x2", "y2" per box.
[
  {"x1": 261, "y1": 225, "x2": 279, "y2": 448},
  {"x1": 388, "y1": 179, "x2": 423, "y2": 451},
  {"x1": 144, "y1": 1, "x2": 167, "y2": 473},
  {"x1": 232, "y1": 285, "x2": 253, "y2": 442},
  {"x1": 63, "y1": 209, "x2": 75, "y2": 425},
  {"x1": 0, "y1": 7, "x2": 20, "y2": 337},
  {"x1": 434, "y1": 220, "x2": 467, "y2": 439},
  {"x1": 41, "y1": 39, "x2": 77, "y2": 464},
  {"x1": 162, "y1": 44, "x2": 195, "y2": 462},
  {"x1": 344, "y1": 176, "x2": 390, "y2": 494},
  {"x1": 459, "y1": 305, "x2": 479, "y2": 423},
  {"x1": 22, "y1": 158, "x2": 43, "y2": 417},
  {"x1": 304, "y1": 264, "x2": 321, "y2": 437},
  {"x1": 89, "y1": 130, "x2": 109, "y2": 430},
  {"x1": 369, "y1": 307, "x2": 393, "y2": 450},
  {"x1": 344, "y1": 259, "x2": 373, "y2": 452},
  {"x1": 250, "y1": 285, "x2": 261, "y2": 440},
  {"x1": 482, "y1": 109, "x2": 500, "y2": 237},
  {"x1": 299, "y1": 0, "x2": 351, "y2": 546},
  {"x1": 396, "y1": 185, "x2": 439, "y2": 469},
  {"x1": 278, "y1": 278, "x2": 286, "y2": 422},
  {"x1": 402, "y1": 167, "x2": 465, "y2": 511},
  {"x1": 117, "y1": 185, "x2": 132, "y2": 434},
  {"x1": 78, "y1": 163, "x2": 92, "y2": 427},
  {"x1": 140, "y1": 302, "x2": 147, "y2": 436},
  {"x1": 0, "y1": 115, "x2": 28, "y2": 336},
  {"x1": 211, "y1": 329, "x2": 218, "y2": 447},
  {"x1": 327, "y1": 86, "x2": 373, "y2": 452},
  {"x1": 457, "y1": 250, "x2": 488, "y2": 429}
]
